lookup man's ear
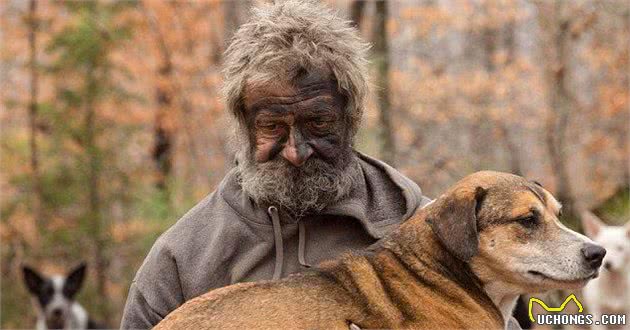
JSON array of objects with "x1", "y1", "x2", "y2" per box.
[
  {"x1": 63, "y1": 263, "x2": 86, "y2": 299},
  {"x1": 624, "y1": 219, "x2": 630, "y2": 239},
  {"x1": 427, "y1": 186, "x2": 486, "y2": 262},
  {"x1": 581, "y1": 210, "x2": 604, "y2": 238},
  {"x1": 22, "y1": 265, "x2": 44, "y2": 295}
]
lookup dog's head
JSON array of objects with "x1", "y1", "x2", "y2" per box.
[
  {"x1": 581, "y1": 210, "x2": 630, "y2": 273},
  {"x1": 22, "y1": 263, "x2": 87, "y2": 329},
  {"x1": 425, "y1": 171, "x2": 605, "y2": 294}
]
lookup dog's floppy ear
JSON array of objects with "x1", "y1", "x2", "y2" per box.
[
  {"x1": 63, "y1": 262, "x2": 86, "y2": 298},
  {"x1": 427, "y1": 186, "x2": 486, "y2": 262},
  {"x1": 22, "y1": 265, "x2": 44, "y2": 295},
  {"x1": 581, "y1": 210, "x2": 604, "y2": 238}
]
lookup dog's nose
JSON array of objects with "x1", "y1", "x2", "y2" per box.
[
  {"x1": 581, "y1": 243, "x2": 606, "y2": 269},
  {"x1": 52, "y1": 308, "x2": 62, "y2": 317}
]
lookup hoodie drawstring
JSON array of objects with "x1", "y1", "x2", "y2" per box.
[
  {"x1": 268, "y1": 206, "x2": 284, "y2": 280},
  {"x1": 298, "y1": 220, "x2": 311, "y2": 268},
  {"x1": 267, "y1": 206, "x2": 311, "y2": 281}
]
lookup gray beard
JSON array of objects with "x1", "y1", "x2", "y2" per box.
[{"x1": 237, "y1": 153, "x2": 358, "y2": 219}]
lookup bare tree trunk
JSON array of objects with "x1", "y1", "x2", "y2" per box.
[
  {"x1": 469, "y1": 3, "x2": 499, "y2": 172},
  {"x1": 501, "y1": 21, "x2": 523, "y2": 176},
  {"x1": 464, "y1": 20, "x2": 490, "y2": 171},
  {"x1": 221, "y1": 0, "x2": 250, "y2": 169},
  {"x1": 208, "y1": 2, "x2": 223, "y2": 63},
  {"x1": 498, "y1": 124, "x2": 523, "y2": 176},
  {"x1": 28, "y1": 0, "x2": 43, "y2": 228},
  {"x1": 153, "y1": 72, "x2": 174, "y2": 193},
  {"x1": 622, "y1": 14, "x2": 630, "y2": 185},
  {"x1": 350, "y1": 1, "x2": 366, "y2": 29},
  {"x1": 537, "y1": 1, "x2": 578, "y2": 217},
  {"x1": 140, "y1": 2, "x2": 176, "y2": 193},
  {"x1": 169, "y1": 1, "x2": 221, "y2": 192},
  {"x1": 223, "y1": 1, "x2": 250, "y2": 49},
  {"x1": 373, "y1": 1, "x2": 396, "y2": 166},
  {"x1": 85, "y1": 66, "x2": 109, "y2": 317},
  {"x1": 142, "y1": 1, "x2": 208, "y2": 197},
  {"x1": 481, "y1": 10, "x2": 498, "y2": 169},
  {"x1": 82, "y1": 16, "x2": 109, "y2": 316},
  {"x1": 224, "y1": 1, "x2": 239, "y2": 48}
]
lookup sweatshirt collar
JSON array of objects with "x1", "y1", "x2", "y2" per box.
[{"x1": 219, "y1": 150, "x2": 423, "y2": 240}]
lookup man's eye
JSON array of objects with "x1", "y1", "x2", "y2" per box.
[
  {"x1": 259, "y1": 123, "x2": 280, "y2": 131},
  {"x1": 310, "y1": 120, "x2": 329, "y2": 129},
  {"x1": 261, "y1": 123, "x2": 277, "y2": 129},
  {"x1": 257, "y1": 123, "x2": 284, "y2": 137}
]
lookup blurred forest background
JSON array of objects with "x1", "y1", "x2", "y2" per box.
[{"x1": 1, "y1": 0, "x2": 628, "y2": 327}]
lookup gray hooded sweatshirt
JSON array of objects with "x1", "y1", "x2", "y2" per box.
[{"x1": 120, "y1": 152, "x2": 432, "y2": 328}]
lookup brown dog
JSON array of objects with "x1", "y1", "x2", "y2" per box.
[{"x1": 155, "y1": 171, "x2": 605, "y2": 329}]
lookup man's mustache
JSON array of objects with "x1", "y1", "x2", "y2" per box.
[{"x1": 238, "y1": 152, "x2": 357, "y2": 217}]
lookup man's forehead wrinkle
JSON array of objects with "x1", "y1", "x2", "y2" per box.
[
  {"x1": 244, "y1": 82, "x2": 295, "y2": 104},
  {"x1": 255, "y1": 107, "x2": 336, "y2": 121},
  {"x1": 245, "y1": 81, "x2": 335, "y2": 105},
  {"x1": 297, "y1": 81, "x2": 336, "y2": 94},
  {"x1": 251, "y1": 94, "x2": 337, "y2": 113}
]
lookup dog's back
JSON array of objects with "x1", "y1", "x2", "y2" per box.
[
  {"x1": 158, "y1": 274, "x2": 359, "y2": 329},
  {"x1": 157, "y1": 222, "x2": 503, "y2": 329}
]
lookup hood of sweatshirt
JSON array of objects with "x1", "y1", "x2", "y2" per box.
[
  {"x1": 223, "y1": 151, "x2": 424, "y2": 229},
  {"x1": 220, "y1": 150, "x2": 429, "y2": 279}
]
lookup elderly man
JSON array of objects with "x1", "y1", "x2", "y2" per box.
[{"x1": 120, "y1": 1, "x2": 431, "y2": 328}]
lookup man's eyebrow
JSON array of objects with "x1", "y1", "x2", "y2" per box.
[{"x1": 526, "y1": 185, "x2": 546, "y2": 205}]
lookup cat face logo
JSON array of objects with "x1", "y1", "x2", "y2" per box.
[{"x1": 528, "y1": 294, "x2": 583, "y2": 322}]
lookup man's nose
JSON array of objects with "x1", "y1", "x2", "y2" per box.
[
  {"x1": 581, "y1": 243, "x2": 606, "y2": 269},
  {"x1": 281, "y1": 129, "x2": 313, "y2": 167}
]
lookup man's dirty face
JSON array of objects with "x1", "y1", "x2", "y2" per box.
[
  {"x1": 237, "y1": 70, "x2": 356, "y2": 217},
  {"x1": 243, "y1": 71, "x2": 350, "y2": 167}
]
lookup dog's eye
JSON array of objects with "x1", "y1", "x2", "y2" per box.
[{"x1": 517, "y1": 214, "x2": 539, "y2": 228}]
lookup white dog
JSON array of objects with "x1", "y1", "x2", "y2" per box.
[{"x1": 581, "y1": 210, "x2": 630, "y2": 330}]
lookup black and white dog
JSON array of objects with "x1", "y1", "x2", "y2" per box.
[{"x1": 22, "y1": 263, "x2": 102, "y2": 330}]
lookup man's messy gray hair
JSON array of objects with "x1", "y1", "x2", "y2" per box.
[{"x1": 222, "y1": 0, "x2": 370, "y2": 138}]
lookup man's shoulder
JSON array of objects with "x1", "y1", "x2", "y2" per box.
[
  {"x1": 355, "y1": 151, "x2": 431, "y2": 210},
  {"x1": 162, "y1": 192, "x2": 221, "y2": 236},
  {"x1": 138, "y1": 190, "x2": 224, "y2": 263},
  {"x1": 155, "y1": 186, "x2": 246, "y2": 253},
  {"x1": 132, "y1": 173, "x2": 249, "y2": 289}
]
